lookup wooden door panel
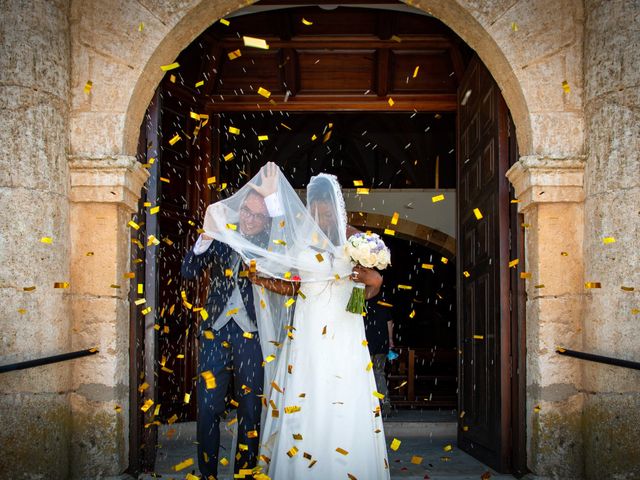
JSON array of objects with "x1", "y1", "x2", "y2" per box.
[{"x1": 457, "y1": 55, "x2": 511, "y2": 471}]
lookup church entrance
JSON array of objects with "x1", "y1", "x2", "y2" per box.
[{"x1": 129, "y1": 3, "x2": 527, "y2": 476}]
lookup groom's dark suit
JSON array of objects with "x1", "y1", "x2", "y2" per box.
[{"x1": 181, "y1": 231, "x2": 269, "y2": 479}]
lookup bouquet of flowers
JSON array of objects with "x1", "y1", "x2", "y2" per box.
[{"x1": 344, "y1": 232, "x2": 391, "y2": 314}]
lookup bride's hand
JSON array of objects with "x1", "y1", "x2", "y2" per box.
[{"x1": 248, "y1": 162, "x2": 279, "y2": 197}]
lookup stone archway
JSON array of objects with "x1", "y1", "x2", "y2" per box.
[{"x1": 65, "y1": 0, "x2": 587, "y2": 477}]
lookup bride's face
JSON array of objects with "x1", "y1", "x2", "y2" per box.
[{"x1": 310, "y1": 200, "x2": 335, "y2": 235}]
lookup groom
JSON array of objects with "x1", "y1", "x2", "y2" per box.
[{"x1": 181, "y1": 163, "x2": 280, "y2": 479}]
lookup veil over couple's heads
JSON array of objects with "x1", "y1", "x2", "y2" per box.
[{"x1": 202, "y1": 163, "x2": 352, "y2": 283}]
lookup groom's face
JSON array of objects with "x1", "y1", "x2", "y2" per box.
[{"x1": 239, "y1": 191, "x2": 270, "y2": 236}]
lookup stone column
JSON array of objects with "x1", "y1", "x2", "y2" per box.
[
  {"x1": 68, "y1": 156, "x2": 148, "y2": 478},
  {"x1": 0, "y1": 1, "x2": 72, "y2": 478},
  {"x1": 582, "y1": 1, "x2": 640, "y2": 478},
  {"x1": 506, "y1": 156, "x2": 586, "y2": 478}
]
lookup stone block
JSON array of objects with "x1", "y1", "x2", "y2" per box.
[
  {"x1": 70, "y1": 112, "x2": 126, "y2": 157},
  {"x1": 529, "y1": 112, "x2": 584, "y2": 157}
]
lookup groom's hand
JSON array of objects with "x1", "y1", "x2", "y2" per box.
[{"x1": 248, "y1": 162, "x2": 279, "y2": 197}]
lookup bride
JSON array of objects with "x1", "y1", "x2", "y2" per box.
[{"x1": 203, "y1": 164, "x2": 390, "y2": 479}]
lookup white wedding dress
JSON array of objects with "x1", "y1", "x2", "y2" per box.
[{"x1": 258, "y1": 251, "x2": 390, "y2": 480}]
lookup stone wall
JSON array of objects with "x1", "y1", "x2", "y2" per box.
[
  {"x1": 0, "y1": 0, "x2": 72, "y2": 478},
  {"x1": 582, "y1": 1, "x2": 640, "y2": 478}
]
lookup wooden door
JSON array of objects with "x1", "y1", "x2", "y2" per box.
[{"x1": 456, "y1": 56, "x2": 513, "y2": 472}]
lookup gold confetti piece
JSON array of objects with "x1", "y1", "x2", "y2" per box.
[
  {"x1": 138, "y1": 382, "x2": 150, "y2": 393},
  {"x1": 228, "y1": 49, "x2": 241, "y2": 60},
  {"x1": 534, "y1": 284, "x2": 545, "y2": 289},
  {"x1": 149, "y1": 206, "x2": 160, "y2": 215},
  {"x1": 292, "y1": 433, "x2": 304, "y2": 441},
  {"x1": 84, "y1": 80, "x2": 93, "y2": 94},
  {"x1": 246, "y1": 430, "x2": 258, "y2": 439},
  {"x1": 412, "y1": 66, "x2": 420, "y2": 78},
  {"x1": 561, "y1": 251, "x2": 569, "y2": 256},
  {"x1": 533, "y1": 405, "x2": 541, "y2": 413},
  {"x1": 195, "y1": 80, "x2": 204, "y2": 88},
  {"x1": 114, "y1": 405, "x2": 122, "y2": 413},
  {"x1": 562, "y1": 80, "x2": 570, "y2": 93},
  {"x1": 631, "y1": 308, "x2": 640, "y2": 315},
  {"x1": 313, "y1": 253, "x2": 324, "y2": 263},
  {"x1": 585, "y1": 282, "x2": 601, "y2": 288},
  {"x1": 473, "y1": 335, "x2": 484, "y2": 340},
  {"x1": 201, "y1": 371, "x2": 216, "y2": 390},
  {"x1": 411, "y1": 455, "x2": 423, "y2": 465},
  {"x1": 185, "y1": 474, "x2": 199, "y2": 480},
  {"x1": 441, "y1": 257, "x2": 449, "y2": 264},
  {"x1": 141, "y1": 307, "x2": 152, "y2": 315},
  {"x1": 353, "y1": 180, "x2": 364, "y2": 187},
  {"x1": 243, "y1": 36, "x2": 269, "y2": 50},
  {"x1": 321, "y1": 325, "x2": 327, "y2": 335},
  {"x1": 124, "y1": 272, "x2": 135, "y2": 279},
  {"x1": 421, "y1": 263, "x2": 434, "y2": 270},
  {"x1": 390, "y1": 35, "x2": 402, "y2": 42},
  {"x1": 287, "y1": 446, "x2": 299, "y2": 457},
  {"x1": 388, "y1": 97, "x2": 395, "y2": 107},
  {"x1": 356, "y1": 187, "x2": 370, "y2": 195},
  {"x1": 398, "y1": 284, "x2": 412, "y2": 290},
  {"x1": 86, "y1": 251, "x2": 94, "y2": 256},
  {"x1": 153, "y1": 403, "x2": 161, "y2": 417},
  {"x1": 141, "y1": 398, "x2": 154, "y2": 412},
  {"x1": 220, "y1": 457, "x2": 229, "y2": 466},
  {"x1": 511, "y1": 199, "x2": 521, "y2": 203},
  {"x1": 160, "y1": 62, "x2": 180, "y2": 72},
  {"x1": 40, "y1": 236, "x2": 53, "y2": 244},
  {"x1": 206, "y1": 176, "x2": 216, "y2": 185},
  {"x1": 168, "y1": 134, "x2": 181, "y2": 146},
  {"x1": 228, "y1": 126, "x2": 240, "y2": 135},
  {"x1": 17, "y1": 308, "x2": 27, "y2": 314},
  {"x1": 134, "y1": 298, "x2": 146, "y2": 306},
  {"x1": 391, "y1": 212, "x2": 400, "y2": 225},
  {"x1": 258, "y1": 87, "x2": 272, "y2": 98},
  {"x1": 273, "y1": 239, "x2": 287, "y2": 246},
  {"x1": 463, "y1": 271, "x2": 470, "y2": 278},
  {"x1": 511, "y1": 22, "x2": 518, "y2": 31},
  {"x1": 169, "y1": 74, "x2": 176, "y2": 83},
  {"x1": 443, "y1": 444, "x2": 453, "y2": 452},
  {"x1": 348, "y1": 474, "x2": 357, "y2": 480},
  {"x1": 285, "y1": 298, "x2": 295, "y2": 308},
  {"x1": 520, "y1": 272, "x2": 531, "y2": 279},
  {"x1": 301, "y1": 17, "x2": 313, "y2": 25},
  {"x1": 147, "y1": 235, "x2": 160, "y2": 246},
  {"x1": 226, "y1": 308, "x2": 239, "y2": 317},
  {"x1": 390, "y1": 438, "x2": 401, "y2": 451},
  {"x1": 310, "y1": 133, "x2": 318, "y2": 141},
  {"x1": 603, "y1": 236, "x2": 616, "y2": 244},
  {"x1": 556, "y1": 346, "x2": 567, "y2": 353},
  {"x1": 54, "y1": 282, "x2": 70, "y2": 289},
  {"x1": 362, "y1": 339, "x2": 368, "y2": 347},
  {"x1": 432, "y1": 194, "x2": 445, "y2": 203},
  {"x1": 183, "y1": 393, "x2": 191, "y2": 404},
  {"x1": 621, "y1": 286, "x2": 635, "y2": 292},
  {"x1": 219, "y1": 18, "x2": 230, "y2": 26},
  {"x1": 373, "y1": 391, "x2": 385, "y2": 400},
  {"x1": 226, "y1": 223, "x2": 237, "y2": 231},
  {"x1": 258, "y1": 135, "x2": 269, "y2": 141},
  {"x1": 509, "y1": 258, "x2": 520, "y2": 268},
  {"x1": 128, "y1": 220, "x2": 140, "y2": 230},
  {"x1": 384, "y1": 228, "x2": 395, "y2": 236},
  {"x1": 265, "y1": 354, "x2": 276, "y2": 363},
  {"x1": 243, "y1": 331, "x2": 254, "y2": 339},
  {"x1": 271, "y1": 381, "x2": 284, "y2": 393},
  {"x1": 173, "y1": 458, "x2": 194, "y2": 472},
  {"x1": 366, "y1": 361, "x2": 373, "y2": 371},
  {"x1": 473, "y1": 208, "x2": 483, "y2": 220},
  {"x1": 199, "y1": 309, "x2": 209, "y2": 321},
  {"x1": 336, "y1": 447, "x2": 349, "y2": 456},
  {"x1": 409, "y1": 310, "x2": 416, "y2": 318},
  {"x1": 285, "y1": 405, "x2": 301, "y2": 414}
]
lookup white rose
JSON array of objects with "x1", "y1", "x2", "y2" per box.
[{"x1": 376, "y1": 249, "x2": 391, "y2": 269}]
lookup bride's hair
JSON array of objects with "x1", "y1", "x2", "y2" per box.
[{"x1": 307, "y1": 176, "x2": 340, "y2": 244}]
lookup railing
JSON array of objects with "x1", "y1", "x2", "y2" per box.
[
  {"x1": 556, "y1": 347, "x2": 640, "y2": 371},
  {"x1": 0, "y1": 347, "x2": 99, "y2": 374}
]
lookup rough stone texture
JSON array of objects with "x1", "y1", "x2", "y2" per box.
[
  {"x1": 0, "y1": 1, "x2": 71, "y2": 479},
  {"x1": 583, "y1": 0, "x2": 640, "y2": 478}
]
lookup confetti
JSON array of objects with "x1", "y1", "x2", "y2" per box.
[
  {"x1": 169, "y1": 74, "x2": 176, "y2": 83},
  {"x1": 150, "y1": 206, "x2": 160, "y2": 215},
  {"x1": 422, "y1": 263, "x2": 434, "y2": 270},
  {"x1": 603, "y1": 237, "x2": 616, "y2": 244},
  {"x1": 219, "y1": 18, "x2": 230, "y2": 26},
  {"x1": 285, "y1": 298, "x2": 295, "y2": 308},
  {"x1": 40, "y1": 237, "x2": 53, "y2": 244},
  {"x1": 520, "y1": 272, "x2": 531, "y2": 279},
  {"x1": 443, "y1": 444, "x2": 453, "y2": 452},
  {"x1": 223, "y1": 152, "x2": 235, "y2": 162},
  {"x1": 373, "y1": 391, "x2": 385, "y2": 400},
  {"x1": 473, "y1": 208, "x2": 483, "y2": 220},
  {"x1": 243, "y1": 36, "x2": 269, "y2": 50},
  {"x1": 412, "y1": 66, "x2": 420, "y2": 78},
  {"x1": 138, "y1": 22, "x2": 144, "y2": 32},
  {"x1": 54, "y1": 282, "x2": 70, "y2": 289},
  {"x1": 228, "y1": 126, "x2": 240, "y2": 135},
  {"x1": 336, "y1": 447, "x2": 349, "y2": 456},
  {"x1": 511, "y1": 22, "x2": 518, "y2": 31},
  {"x1": 84, "y1": 80, "x2": 93, "y2": 94},
  {"x1": 243, "y1": 332, "x2": 254, "y2": 339},
  {"x1": 302, "y1": 18, "x2": 313, "y2": 25},
  {"x1": 411, "y1": 455, "x2": 423, "y2": 465},
  {"x1": 398, "y1": 285, "x2": 412, "y2": 290},
  {"x1": 391, "y1": 212, "x2": 399, "y2": 225},
  {"x1": 390, "y1": 438, "x2": 401, "y2": 451},
  {"x1": 562, "y1": 80, "x2": 570, "y2": 93},
  {"x1": 315, "y1": 253, "x2": 324, "y2": 263},
  {"x1": 585, "y1": 282, "x2": 601, "y2": 288},
  {"x1": 168, "y1": 133, "x2": 181, "y2": 145},
  {"x1": 473, "y1": 335, "x2": 484, "y2": 340},
  {"x1": 128, "y1": 220, "x2": 140, "y2": 230},
  {"x1": 353, "y1": 180, "x2": 364, "y2": 187},
  {"x1": 271, "y1": 381, "x2": 284, "y2": 393},
  {"x1": 561, "y1": 251, "x2": 569, "y2": 256},
  {"x1": 356, "y1": 188, "x2": 370, "y2": 195},
  {"x1": 200, "y1": 309, "x2": 209, "y2": 320},
  {"x1": 463, "y1": 271, "x2": 470, "y2": 278},
  {"x1": 258, "y1": 135, "x2": 269, "y2": 141},
  {"x1": 258, "y1": 87, "x2": 272, "y2": 98},
  {"x1": 287, "y1": 446, "x2": 299, "y2": 457},
  {"x1": 173, "y1": 458, "x2": 194, "y2": 472},
  {"x1": 226, "y1": 223, "x2": 237, "y2": 230},
  {"x1": 285, "y1": 405, "x2": 301, "y2": 414},
  {"x1": 441, "y1": 257, "x2": 449, "y2": 264},
  {"x1": 509, "y1": 258, "x2": 519, "y2": 268},
  {"x1": 140, "y1": 399, "x2": 154, "y2": 412},
  {"x1": 390, "y1": 35, "x2": 402, "y2": 42},
  {"x1": 201, "y1": 371, "x2": 216, "y2": 389},
  {"x1": 220, "y1": 457, "x2": 229, "y2": 466},
  {"x1": 621, "y1": 286, "x2": 635, "y2": 292},
  {"x1": 388, "y1": 97, "x2": 395, "y2": 107},
  {"x1": 432, "y1": 194, "x2": 445, "y2": 203},
  {"x1": 366, "y1": 361, "x2": 373, "y2": 371},
  {"x1": 184, "y1": 393, "x2": 191, "y2": 404},
  {"x1": 160, "y1": 62, "x2": 180, "y2": 72},
  {"x1": 228, "y1": 49, "x2": 241, "y2": 60},
  {"x1": 409, "y1": 310, "x2": 416, "y2": 318},
  {"x1": 207, "y1": 176, "x2": 216, "y2": 185}
]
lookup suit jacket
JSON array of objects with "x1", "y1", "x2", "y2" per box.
[{"x1": 181, "y1": 233, "x2": 268, "y2": 333}]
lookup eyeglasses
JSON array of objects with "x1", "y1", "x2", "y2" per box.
[{"x1": 240, "y1": 206, "x2": 268, "y2": 223}]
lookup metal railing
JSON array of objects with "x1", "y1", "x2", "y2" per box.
[
  {"x1": 0, "y1": 347, "x2": 99, "y2": 374},
  {"x1": 556, "y1": 347, "x2": 640, "y2": 371}
]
